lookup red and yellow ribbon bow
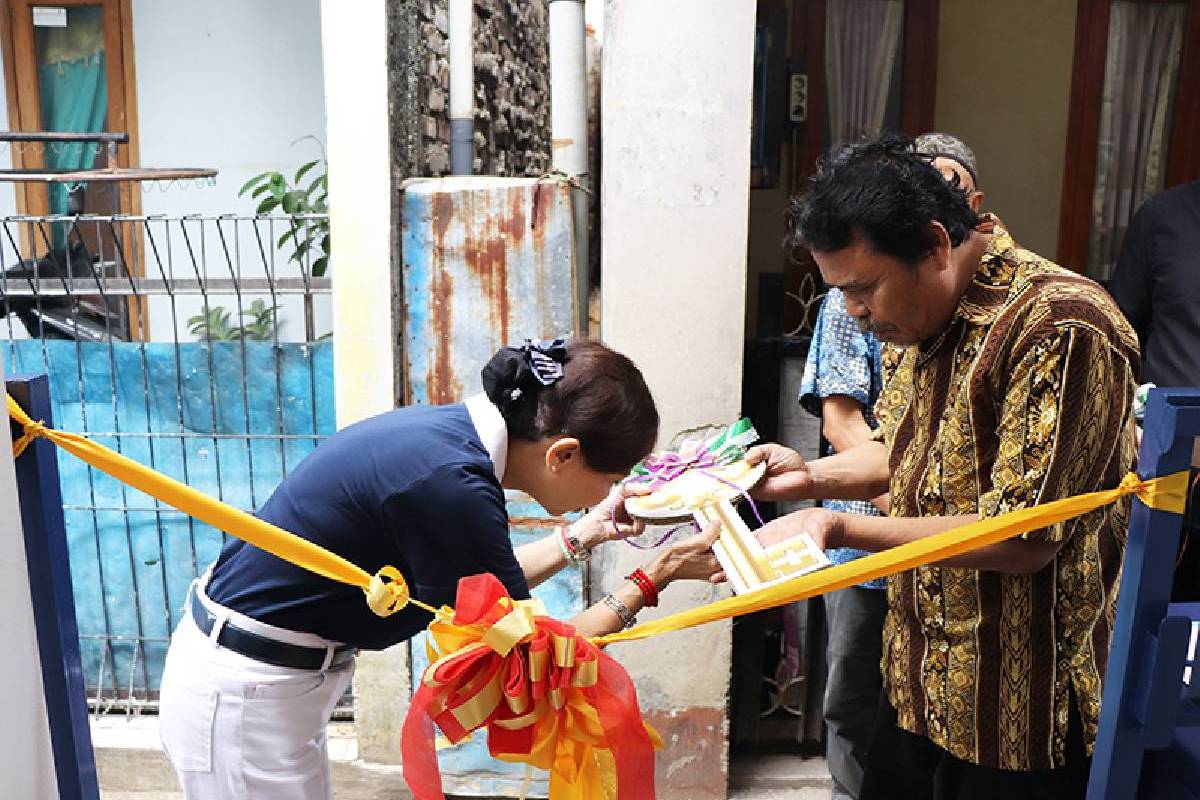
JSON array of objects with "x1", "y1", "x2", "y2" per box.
[{"x1": 402, "y1": 574, "x2": 660, "y2": 800}]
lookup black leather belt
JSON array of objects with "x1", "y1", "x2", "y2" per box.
[{"x1": 189, "y1": 590, "x2": 357, "y2": 671}]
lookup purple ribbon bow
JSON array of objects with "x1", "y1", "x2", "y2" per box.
[
  {"x1": 637, "y1": 449, "x2": 719, "y2": 491},
  {"x1": 611, "y1": 446, "x2": 765, "y2": 550}
]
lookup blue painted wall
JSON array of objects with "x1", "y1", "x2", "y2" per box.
[{"x1": 2, "y1": 339, "x2": 334, "y2": 694}]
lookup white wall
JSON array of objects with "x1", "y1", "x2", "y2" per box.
[
  {"x1": 132, "y1": 0, "x2": 330, "y2": 342},
  {"x1": 131, "y1": 0, "x2": 327, "y2": 221},
  {"x1": 600, "y1": 0, "x2": 755, "y2": 795},
  {"x1": 934, "y1": 0, "x2": 1076, "y2": 258},
  {"x1": 0, "y1": 364, "x2": 59, "y2": 797},
  {"x1": 320, "y1": 0, "x2": 406, "y2": 764}
]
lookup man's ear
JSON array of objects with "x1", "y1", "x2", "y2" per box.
[
  {"x1": 969, "y1": 191, "x2": 985, "y2": 213},
  {"x1": 929, "y1": 220, "x2": 954, "y2": 270}
]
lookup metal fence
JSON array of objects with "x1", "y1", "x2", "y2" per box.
[{"x1": 0, "y1": 213, "x2": 334, "y2": 715}]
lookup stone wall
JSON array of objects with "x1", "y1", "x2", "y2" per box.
[{"x1": 398, "y1": 0, "x2": 553, "y2": 177}]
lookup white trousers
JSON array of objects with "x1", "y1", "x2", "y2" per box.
[{"x1": 159, "y1": 581, "x2": 355, "y2": 800}]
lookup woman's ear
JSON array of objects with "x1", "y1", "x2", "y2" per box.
[{"x1": 544, "y1": 437, "x2": 582, "y2": 473}]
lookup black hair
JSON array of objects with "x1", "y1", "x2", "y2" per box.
[
  {"x1": 786, "y1": 133, "x2": 980, "y2": 265},
  {"x1": 481, "y1": 339, "x2": 659, "y2": 474}
]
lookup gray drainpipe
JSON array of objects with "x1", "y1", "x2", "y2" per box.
[{"x1": 449, "y1": 0, "x2": 474, "y2": 175}]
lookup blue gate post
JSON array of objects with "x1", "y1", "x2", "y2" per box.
[
  {"x1": 7, "y1": 374, "x2": 100, "y2": 800},
  {"x1": 1088, "y1": 388, "x2": 1200, "y2": 799}
]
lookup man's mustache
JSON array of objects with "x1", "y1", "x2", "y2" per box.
[{"x1": 857, "y1": 318, "x2": 897, "y2": 336}]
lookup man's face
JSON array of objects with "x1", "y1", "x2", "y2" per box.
[
  {"x1": 812, "y1": 232, "x2": 956, "y2": 346},
  {"x1": 932, "y1": 157, "x2": 984, "y2": 213}
]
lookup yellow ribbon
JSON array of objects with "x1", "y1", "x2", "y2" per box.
[
  {"x1": 7, "y1": 391, "x2": 1190, "y2": 646},
  {"x1": 595, "y1": 468, "x2": 1190, "y2": 646},
  {"x1": 6, "y1": 392, "x2": 434, "y2": 619},
  {"x1": 12, "y1": 390, "x2": 1189, "y2": 799}
]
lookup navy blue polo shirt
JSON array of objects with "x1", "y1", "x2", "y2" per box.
[{"x1": 205, "y1": 397, "x2": 531, "y2": 650}]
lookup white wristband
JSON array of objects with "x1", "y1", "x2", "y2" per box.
[{"x1": 557, "y1": 525, "x2": 590, "y2": 563}]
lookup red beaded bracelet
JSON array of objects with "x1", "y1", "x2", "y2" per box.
[{"x1": 626, "y1": 568, "x2": 659, "y2": 607}]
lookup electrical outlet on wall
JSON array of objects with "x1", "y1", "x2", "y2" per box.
[{"x1": 789, "y1": 73, "x2": 808, "y2": 124}]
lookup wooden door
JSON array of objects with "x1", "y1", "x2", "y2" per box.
[
  {"x1": 1058, "y1": 0, "x2": 1200, "y2": 276},
  {"x1": 1, "y1": 0, "x2": 143, "y2": 337},
  {"x1": 1, "y1": 0, "x2": 141, "y2": 219}
]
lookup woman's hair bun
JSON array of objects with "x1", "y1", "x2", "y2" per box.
[{"x1": 481, "y1": 338, "x2": 567, "y2": 413}]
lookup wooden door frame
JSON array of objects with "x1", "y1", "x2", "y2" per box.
[
  {"x1": 0, "y1": 0, "x2": 142, "y2": 218},
  {"x1": 900, "y1": 0, "x2": 939, "y2": 137},
  {"x1": 0, "y1": 0, "x2": 144, "y2": 337},
  {"x1": 1057, "y1": 0, "x2": 1200, "y2": 272},
  {"x1": 1167, "y1": 0, "x2": 1200, "y2": 185}
]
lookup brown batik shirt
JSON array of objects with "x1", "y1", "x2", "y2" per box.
[{"x1": 874, "y1": 226, "x2": 1140, "y2": 770}]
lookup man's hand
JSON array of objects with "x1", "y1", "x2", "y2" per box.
[
  {"x1": 746, "y1": 443, "x2": 815, "y2": 502},
  {"x1": 755, "y1": 507, "x2": 843, "y2": 552}
]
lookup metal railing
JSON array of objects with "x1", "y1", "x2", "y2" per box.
[{"x1": 0, "y1": 213, "x2": 334, "y2": 715}]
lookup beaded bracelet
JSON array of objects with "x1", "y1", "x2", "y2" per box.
[
  {"x1": 601, "y1": 593, "x2": 637, "y2": 629},
  {"x1": 625, "y1": 568, "x2": 659, "y2": 607}
]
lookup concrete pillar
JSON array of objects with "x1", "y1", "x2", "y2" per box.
[
  {"x1": 598, "y1": 1, "x2": 756, "y2": 797},
  {"x1": 320, "y1": 0, "x2": 408, "y2": 764},
  {"x1": 0, "y1": 364, "x2": 59, "y2": 796}
]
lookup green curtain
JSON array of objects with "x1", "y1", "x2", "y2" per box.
[{"x1": 35, "y1": 6, "x2": 108, "y2": 241}]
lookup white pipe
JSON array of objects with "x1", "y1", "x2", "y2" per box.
[
  {"x1": 549, "y1": 0, "x2": 589, "y2": 331},
  {"x1": 549, "y1": 0, "x2": 588, "y2": 176},
  {"x1": 448, "y1": 0, "x2": 474, "y2": 174}
]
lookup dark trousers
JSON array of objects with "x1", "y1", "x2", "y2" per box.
[
  {"x1": 824, "y1": 586, "x2": 889, "y2": 799},
  {"x1": 859, "y1": 693, "x2": 1091, "y2": 800}
]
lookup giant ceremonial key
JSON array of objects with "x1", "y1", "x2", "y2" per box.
[{"x1": 623, "y1": 421, "x2": 829, "y2": 595}]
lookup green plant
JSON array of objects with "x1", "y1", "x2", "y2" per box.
[
  {"x1": 237, "y1": 299, "x2": 281, "y2": 340},
  {"x1": 187, "y1": 299, "x2": 280, "y2": 341},
  {"x1": 238, "y1": 136, "x2": 330, "y2": 277},
  {"x1": 187, "y1": 306, "x2": 235, "y2": 340}
]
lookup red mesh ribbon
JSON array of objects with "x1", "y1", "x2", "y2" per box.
[{"x1": 401, "y1": 574, "x2": 658, "y2": 800}]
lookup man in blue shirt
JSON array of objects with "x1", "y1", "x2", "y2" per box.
[{"x1": 800, "y1": 285, "x2": 888, "y2": 800}]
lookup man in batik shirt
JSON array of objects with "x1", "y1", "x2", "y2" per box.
[{"x1": 753, "y1": 134, "x2": 1138, "y2": 799}]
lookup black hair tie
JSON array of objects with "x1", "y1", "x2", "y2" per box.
[{"x1": 481, "y1": 338, "x2": 567, "y2": 411}]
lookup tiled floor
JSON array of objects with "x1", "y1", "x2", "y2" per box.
[{"x1": 94, "y1": 717, "x2": 831, "y2": 799}]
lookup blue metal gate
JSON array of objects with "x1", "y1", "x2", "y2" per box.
[{"x1": 0, "y1": 213, "x2": 333, "y2": 713}]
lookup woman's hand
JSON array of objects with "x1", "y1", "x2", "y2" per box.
[
  {"x1": 646, "y1": 522, "x2": 724, "y2": 585},
  {"x1": 755, "y1": 507, "x2": 843, "y2": 552},
  {"x1": 570, "y1": 482, "x2": 648, "y2": 551},
  {"x1": 746, "y1": 443, "x2": 815, "y2": 501}
]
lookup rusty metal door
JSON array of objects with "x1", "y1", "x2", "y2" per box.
[{"x1": 401, "y1": 176, "x2": 583, "y2": 796}]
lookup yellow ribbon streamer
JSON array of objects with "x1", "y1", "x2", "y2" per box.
[
  {"x1": 594, "y1": 469, "x2": 1189, "y2": 646},
  {"x1": 7, "y1": 392, "x2": 1189, "y2": 645},
  {"x1": 6, "y1": 393, "x2": 437, "y2": 619}
]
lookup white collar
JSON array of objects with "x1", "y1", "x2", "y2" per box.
[{"x1": 464, "y1": 393, "x2": 508, "y2": 481}]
